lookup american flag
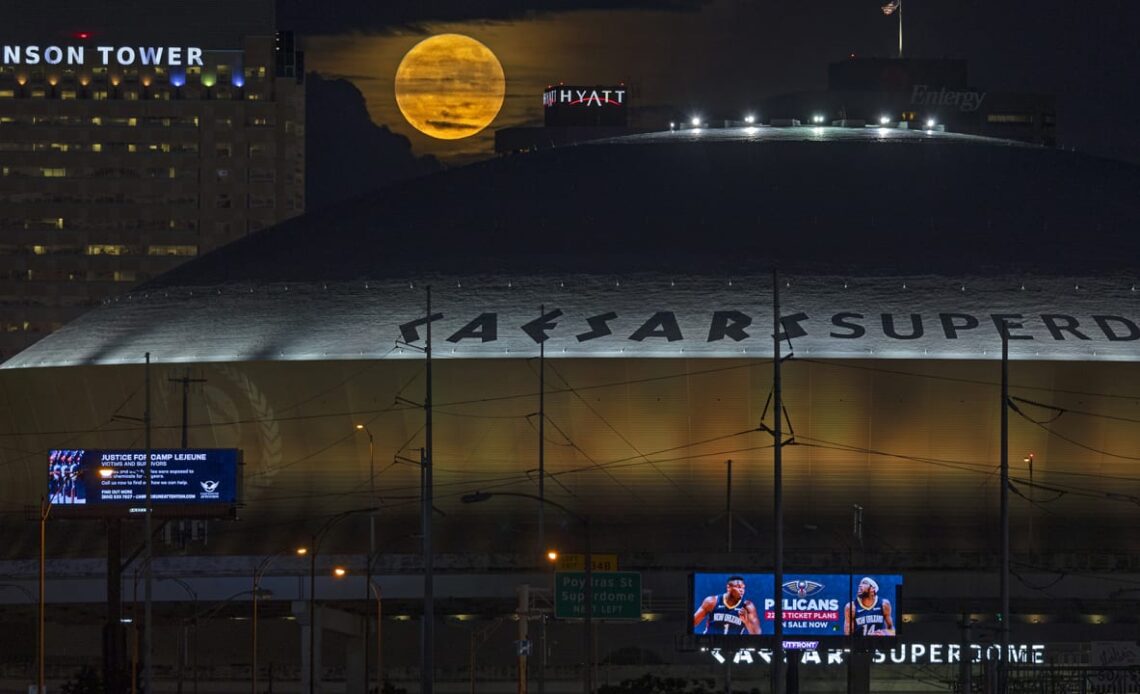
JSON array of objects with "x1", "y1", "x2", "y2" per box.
[{"x1": 882, "y1": 0, "x2": 900, "y2": 15}]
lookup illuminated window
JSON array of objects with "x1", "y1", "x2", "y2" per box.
[
  {"x1": 50, "y1": 143, "x2": 69, "y2": 152},
  {"x1": 128, "y1": 117, "x2": 138, "y2": 127},
  {"x1": 113, "y1": 270, "x2": 137, "y2": 282},
  {"x1": 60, "y1": 90, "x2": 77, "y2": 100},
  {"x1": 0, "y1": 90, "x2": 14, "y2": 98},
  {"x1": 146, "y1": 244, "x2": 197, "y2": 256},
  {"x1": 91, "y1": 143, "x2": 103, "y2": 152},
  {"x1": 124, "y1": 91, "x2": 139, "y2": 101},
  {"x1": 987, "y1": 113, "x2": 1033, "y2": 124},
  {"x1": 32, "y1": 245, "x2": 48, "y2": 255},
  {"x1": 86, "y1": 244, "x2": 129, "y2": 256},
  {"x1": 93, "y1": 90, "x2": 109, "y2": 100},
  {"x1": 40, "y1": 168, "x2": 67, "y2": 177},
  {"x1": 31, "y1": 88, "x2": 47, "y2": 98},
  {"x1": 246, "y1": 92, "x2": 262, "y2": 101},
  {"x1": 128, "y1": 144, "x2": 138, "y2": 153}
]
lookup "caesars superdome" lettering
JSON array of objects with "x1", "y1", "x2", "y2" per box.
[
  {"x1": 398, "y1": 309, "x2": 1140, "y2": 346},
  {"x1": 1, "y1": 45, "x2": 204, "y2": 67},
  {"x1": 708, "y1": 643, "x2": 1046, "y2": 666}
]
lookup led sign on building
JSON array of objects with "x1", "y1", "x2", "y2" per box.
[
  {"x1": 691, "y1": 572, "x2": 903, "y2": 638},
  {"x1": 2, "y1": 45, "x2": 204, "y2": 67},
  {"x1": 706, "y1": 643, "x2": 1047, "y2": 666},
  {"x1": 48, "y1": 449, "x2": 241, "y2": 518},
  {"x1": 543, "y1": 84, "x2": 628, "y2": 127}
]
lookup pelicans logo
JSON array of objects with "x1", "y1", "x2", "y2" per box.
[{"x1": 783, "y1": 579, "x2": 825, "y2": 598}]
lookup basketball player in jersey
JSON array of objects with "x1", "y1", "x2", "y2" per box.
[
  {"x1": 693, "y1": 575, "x2": 762, "y2": 635},
  {"x1": 844, "y1": 577, "x2": 895, "y2": 636}
]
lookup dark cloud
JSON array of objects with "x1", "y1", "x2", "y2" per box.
[
  {"x1": 279, "y1": 0, "x2": 709, "y2": 35},
  {"x1": 425, "y1": 120, "x2": 478, "y2": 130},
  {"x1": 305, "y1": 73, "x2": 441, "y2": 211}
]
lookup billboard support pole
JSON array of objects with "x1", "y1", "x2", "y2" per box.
[
  {"x1": 772, "y1": 270, "x2": 785, "y2": 694},
  {"x1": 144, "y1": 352, "x2": 154, "y2": 694}
]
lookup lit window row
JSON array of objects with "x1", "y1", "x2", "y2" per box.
[
  {"x1": 8, "y1": 269, "x2": 146, "y2": 282},
  {"x1": 1, "y1": 165, "x2": 189, "y2": 179},
  {"x1": 0, "y1": 218, "x2": 199, "y2": 232},
  {"x1": 1, "y1": 320, "x2": 64, "y2": 333}
]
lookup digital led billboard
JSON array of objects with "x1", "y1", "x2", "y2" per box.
[
  {"x1": 48, "y1": 449, "x2": 241, "y2": 517},
  {"x1": 691, "y1": 572, "x2": 903, "y2": 638}
]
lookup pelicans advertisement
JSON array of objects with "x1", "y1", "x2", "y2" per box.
[{"x1": 691, "y1": 572, "x2": 903, "y2": 638}]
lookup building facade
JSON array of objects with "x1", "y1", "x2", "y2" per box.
[{"x1": 0, "y1": 0, "x2": 304, "y2": 359}]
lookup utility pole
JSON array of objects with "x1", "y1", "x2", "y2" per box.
[
  {"x1": 538, "y1": 305, "x2": 546, "y2": 561},
  {"x1": 772, "y1": 272, "x2": 785, "y2": 694},
  {"x1": 422, "y1": 286, "x2": 435, "y2": 694},
  {"x1": 144, "y1": 353, "x2": 154, "y2": 694},
  {"x1": 168, "y1": 370, "x2": 206, "y2": 448},
  {"x1": 1000, "y1": 330, "x2": 1010, "y2": 694},
  {"x1": 537, "y1": 305, "x2": 546, "y2": 694}
]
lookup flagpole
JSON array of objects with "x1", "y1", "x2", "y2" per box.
[{"x1": 898, "y1": 0, "x2": 904, "y2": 58}]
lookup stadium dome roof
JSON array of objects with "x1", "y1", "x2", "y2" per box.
[{"x1": 6, "y1": 127, "x2": 1140, "y2": 368}]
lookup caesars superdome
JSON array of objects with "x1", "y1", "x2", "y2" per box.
[{"x1": 4, "y1": 127, "x2": 1140, "y2": 560}]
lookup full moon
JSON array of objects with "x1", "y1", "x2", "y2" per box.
[{"x1": 394, "y1": 34, "x2": 506, "y2": 140}]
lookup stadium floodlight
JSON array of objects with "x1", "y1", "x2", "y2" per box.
[
  {"x1": 744, "y1": 114, "x2": 755, "y2": 124},
  {"x1": 669, "y1": 121, "x2": 675, "y2": 130},
  {"x1": 812, "y1": 114, "x2": 825, "y2": 124},
  {"x1": 691, "y1": 116, "x2": 702, "y2": 127},
  {"x1": 880, "y1": 115, "x2": 891, "y2": 125},
  {"x1": 926, "y1": 118, "x2": 936, "y2": 129}
]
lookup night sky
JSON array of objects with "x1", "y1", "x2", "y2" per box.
[{"x1": 285, "y1": 0, "x2": 1140, "y2": 167}]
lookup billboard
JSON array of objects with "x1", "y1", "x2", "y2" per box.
[
  {"x1": 48, "y1": 449, "x2": 241, "y2": 517},
  {"x1": 543, "y1": 84, "x2": 628, "y2": 127},
  {"x1": 691, "y1": 572, "x2": 903, "y2": 639}
]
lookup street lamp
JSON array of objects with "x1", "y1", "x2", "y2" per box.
[
  {"x1": 304, "y1": 506, "x2": 374, "y2": 694},
  {"x1": 461, "y1": 491, "x2": 593, "y2": 694},
  {"x1": 160, "y1": 577, "x2": 198, "y2": 694},
  {"x1": 253, "y1": 547, "x2": 307, "y2": 694},
  {"x1": 355, "y1": 423, "x2": 377, "y2": 694},
  {"x1": 370, "y1": 581, "x2": 383, "y2": 693}
]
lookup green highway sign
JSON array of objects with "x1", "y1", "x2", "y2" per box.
[{"x1": 554, "y1": 571, "x2": 642, "y2": 620}]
